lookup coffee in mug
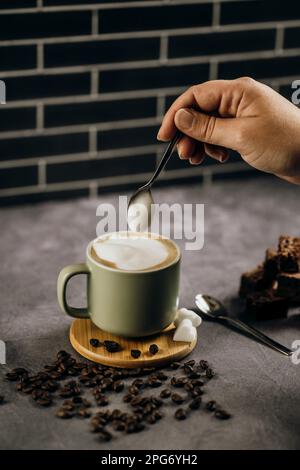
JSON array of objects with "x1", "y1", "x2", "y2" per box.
[{"x1": 57, "y1": 231, "x2": 180, "y2": 337}]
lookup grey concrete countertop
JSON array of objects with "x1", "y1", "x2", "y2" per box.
[{"x1": 1, "y1": 176, "x2": 300, "y2": 450}]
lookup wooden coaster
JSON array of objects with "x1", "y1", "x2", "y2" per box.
[{"x1": 70, "y1": 319, "x2": 197, "y2": 369}]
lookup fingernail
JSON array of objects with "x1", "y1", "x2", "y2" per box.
[
  {"x1": 220, "y1": 153, "x2": 229, "y2": 163},
  {"x1": 176, "y1": 109, "x2": 194, "y2": 130},
  {"x1": 189, "y1": 157, "x2": 199, "y2": 165}
]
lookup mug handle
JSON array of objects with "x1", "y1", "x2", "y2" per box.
[{"x1": 57, "y1": 263, "x2": 90, "y2": 319}]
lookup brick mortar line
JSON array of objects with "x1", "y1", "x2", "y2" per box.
[
  {"x1": 0, "y1": 161, "x2": 251, "y2": 198},
  {"x1": 0, "y1": 47, "x2": 300, "y2": 79},
  {"x1": 1, "y1": 19, "x2": 300, "y2": 47},
  {"x1": 0, "y1": 0, "x2": 255, "y2": 15},
  {"x1": 2, "y1": 46, "x2": 300, "y2": 80},
  {"x1": 0, "y1": 145, "x2": 163, "y2": 170},
  {"x1": 0, "y1": 117, "x2": 162, "y2": 140}
]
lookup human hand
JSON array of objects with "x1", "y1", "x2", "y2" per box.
[{"x1": 157, "y1": 77, "x2": 300, "y2": 184}]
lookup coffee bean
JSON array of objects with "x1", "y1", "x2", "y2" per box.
[
  {"x1": 191, "y1": 378, "x2": 204, "y2": 387},
  {"x1": 171, "y1": 393, "x2": 185, "y2": 405},
  {"x1": 147, "y1": 377, "x2": 162, "y2": 388},
  {"x1": 174, "y1": 408, "x2": 187, "y2": 420},
  {"x1": 191, "y1": 386, "x2": 203, "y2": 398},
  {"x1": 156, "y1": 371, "x2": 168, "y2": 381},
  {"x1": 123, "y1": 393, "x2": 133, "y2": 403},
  {"x1": 57, "y1": 351, "x2": 70, "y2": 360},
  {"x1": 132, "y1": 379, "x2": 144, "y2": 389},
  {"x1": 189, "y1": 397, "x2": 202, "y2": 410},
  {"x1": 184, "y1": 382, "x2": 194, "y2": 393},
  {"x1": 56, "y1": 409, "x2": 73, "y2": 419},
  {"x1": 98, "y1": 429, "x2": 113, "y2": 442},
  {"x1": 128, "y1": 385, "x2": 139, "y2": 395},
  {"x1": 89, "y1": 338, "x2": 100, "y2": 348},
  {"x1": 160, "y1": 389, "x2": 171, "y2": 399},
  {"x1": 0, "y1": 395, "x2": 4, "y2": 405},
  {"x1": 149, "y1": 344, "x2": 159, "y2": 355},
  {"x1": 36, "y1": 398, "x2": 52, "y2": 407},
  {"x1": 104, "y1": 340, "x2": 122, "y2": 353},
  {"x1": 147, "y1": 414, "x2": 157, "y2": 424},
  {"x1": 77, "y1": 408, "x2": 91, "y2": 418},
  {"x1": 184, "y1": 360, "x2": 195, "y2": 367},
  {"x1": 112, "y1": 380, "x2": 124, "y2": 393},
  {"x1": 112, "y1": 420, "x2": 126, "y2": 431},
  {"x1": 206, "y1": 400, "x2": 217, "y2": 412},
  {"x1": 206, "y1": 368, "x2": 215, "y2": 379},
  {"x1": 126, "y1": 422, "x2": 145, "y2": 434},
  {"x1": 215, "y1": 409, "x2": 231, "y2": 420},
  {"x1": 169, "y1": 362, "x2": 181, "y2": 370},
  {"x1": 131, "y1": 349, "x2": 141, "y2": 359},
  {"x1": 171, "y1": 376, "x2": 188, "y2": 388},
  {"x1": 199, "y1": 360, "x2": 209, "y2": 370},
  {"x1": 5, "y1": 372, "x2": 19, "y2": 381}
]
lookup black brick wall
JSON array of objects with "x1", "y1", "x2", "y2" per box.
[{"x1": 0, "y1": 0, "x2": 299, "y2": 205}]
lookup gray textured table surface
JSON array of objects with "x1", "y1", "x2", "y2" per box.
[{"x1": 1, "y1": 176, "x2": 300, "y2": 450}]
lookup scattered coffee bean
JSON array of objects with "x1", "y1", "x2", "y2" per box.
[
  {"x1": 199, "y1": 360, "x2": 209, "y2": 370},
  {"x1": 206, "y1": 400, "x2": 217, "y2": 412},
  {"x1": 89, "y1": 338, "x2": 100, "y2": 348},
  {"x1": 171, "y1": 376, "x2": 188, "y2": 388},
  {"x1": 149, "y1": 344, "x2": 159, "y2": 355},
  {"x1": 131, "y1": 349, "x2": 141, "y2": 359},
  {"x1": 160, "y1": 389, "x2": 171, "y2": 399},
  {"x1": 174, "y1": 408, "x2": 187, "y2": 420},
  {"x1": 123, "y1": 393, "x2": 133, "y2": 403},
  {"x1": 132, "y1": 379, "x2": 144, "y2": 389},
  {"x1": 98, "y1": 429, "x2": 113, "y2": 442},
  {"x1": 56, "y1": 409, "x2": 73, "y2": 419},
  {"x1": 104, "y1": 340, "x2": 122, "y2": 353},
  {"x1": 113, "y1": 380, "x2": 124, "y2": 393},
  {"x1": 206, "y1": 368, "x2": 215, "y2": 379},
  {"x1": 169, "y1": 362, "x2": 181, "y2": 370},
  {"x1": 77, "y1": 408, "x2": 91, "y2": 418},
  {"x1": 171, "y1": 393, "x2": 185, "y2": 405},
  {"x1": 0, "y1": 395, "x2": 4, "y2": 405},
  {"x1": 215, "y1": 409, "x2": 231, "y2": 420},
  {"x1": 189, "y1": 397, "x2": 202, "y2": 410},
  {"x1": 184, "y1": 360, "x2": 195, "y2": 367},
  {"x1": 128, "y1": 385, "x2": 139, "y2": 395}
]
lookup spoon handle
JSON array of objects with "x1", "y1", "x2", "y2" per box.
[
  {"x1": 147, "y1": 131, "x2": 182, "y2": 187},
  {"x1": 219, "y1": 315, "x2": 293, "y2": 356}
]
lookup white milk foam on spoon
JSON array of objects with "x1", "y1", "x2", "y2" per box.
[{"x1": 92, "y1": 236, "x2": 169, "y2": 271}]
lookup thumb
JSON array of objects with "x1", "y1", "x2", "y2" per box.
[{"x1": 174, "y1": 108, "x2": 241, "y2": 150}]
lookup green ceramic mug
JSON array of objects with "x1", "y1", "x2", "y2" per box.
[{"x1": 57, "y1": 232, "x2": 181, "y2": 337}]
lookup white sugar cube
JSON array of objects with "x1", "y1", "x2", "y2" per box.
[
  {"x1": 174, "y1": 308, "x2": 202, "y2": 328},
  {"x1": 173, "y1": 319, "x2": 197, "y2": 342}
]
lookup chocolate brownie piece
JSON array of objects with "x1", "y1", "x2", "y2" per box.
[
  {"x1": 239, "y1": 265, "x2": 269, "y2": 297},
  {"x1": 278, "y1": 235, "x2": 300, "y2": 273},
  {"x1": 263, "y1": 248, "x2": 278, "y2": 282},
  {"x1": 246, "y1": 289, "x2": 289, "y2": 319},
  {"x1": 277, "y1": 272, "x2": 300, "y2": 300}
]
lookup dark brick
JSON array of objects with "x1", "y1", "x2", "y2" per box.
[
  {"x1": 100, "y1": 63, "x2": 209, "y2": 93},
  {"x1": 47, "y1": 154, "x2": 156, "y2": 183},
  {"x1": 99, "y1": 4, "x2": 212, "y2": 33},
  {"x1": 0, "y1": 165, "x2": 37, "y2": 189},
  {"x1": 0, "y1": 188, "x2": 89, "y2": 207},
  {"x1": 169, "y1": 29, "x2": 276, "y2": 58},
  {"x1": 0, "y1": 1, "x2": 36, "y2": 7},
  {"x1": 5, "y1": 73, "x2": 90, "y2": 101},
  {"x1": 0, "y1": 11, "x2": 91, "y2": 40},
  {"x1": 218, "y1": 56, "x2": 300, "y2": 80},
  {"x1": 45, "y1": 97, "x2": 156, "y2": 127},
  {"x1": 221, "y1": 0, "x2": 300, "y2": 24},
  {"x1": 0, "y1": 107, "x2": 36, "y2": 132},
  {"x1": 45, "y1": 37, "x2": 160, "y2": 68},
  {"x1": 284, "y1": 27, "x2": 300, "y2": 49},
  {"x1": 98, "y1": 125, "x2": 159, "y2": 151},
  {"x1": 0, "y1": 45, "x2": 36, "y2": 72},
  {"x1": 0, "y1": 132, "x2": 89, "y2": 161}
]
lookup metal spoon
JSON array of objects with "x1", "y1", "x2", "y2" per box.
[
  {"x1": 195, "y1": 294, "x2": 293, "y2": 357},
  {"x1": 128, "y1": 130, "x2": 182, "y2": 210}
]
